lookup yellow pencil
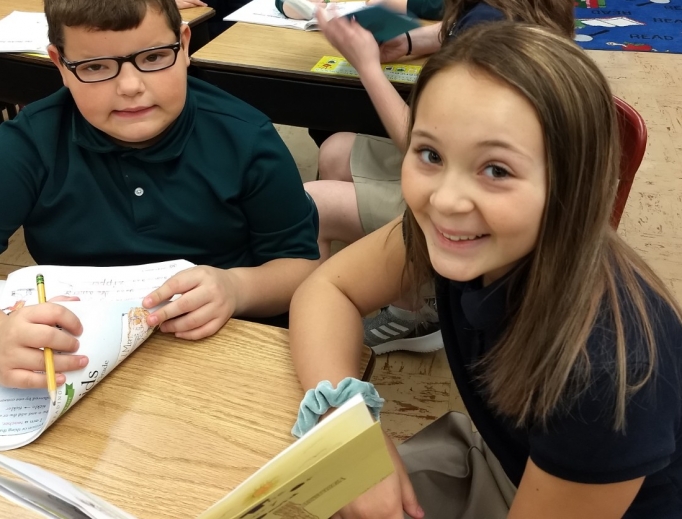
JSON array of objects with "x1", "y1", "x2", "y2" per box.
[{"x1": 36, "y1": 274, "x2": 57, "y2": 406}]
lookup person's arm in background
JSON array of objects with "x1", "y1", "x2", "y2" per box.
[
  {"x1": 317, "y1": 14, "x2": 415, "y2": 151},
  {"x1": 176, "y1": 0, "x2": 208, "y2": 8}
]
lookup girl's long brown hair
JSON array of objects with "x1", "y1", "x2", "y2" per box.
[
  {"x1": 440, "y1": 0, "x2": 575, "y2": 42},
  {"x1": 403, "y1": 22, "x2": 681, "y2": 430}
]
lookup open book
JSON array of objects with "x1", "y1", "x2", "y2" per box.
[
  {"x1": 0, "y1": 11, "x2": 50, "y2": 54},
  {"x1": 225, "y1": 0, "x2": 367, "y2": 31},
  {"x1": 0, "y1": 394, "x2": 394, "y2": 519},
  {"x1": 0, "y1": 260, "x2": 195, "y2": 451}
]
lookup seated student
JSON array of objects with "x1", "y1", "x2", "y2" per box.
[
  {"x1": 302, "y1": 0, "x2": 574, "y2": 355},
  {"x1": 0, "y1": 0, "x2": 319, "y2": 391},
  {"x1": 288, "y1": 23, "x2": 682, "y2": 519}
]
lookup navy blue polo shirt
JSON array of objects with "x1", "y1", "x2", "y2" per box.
[
  {"x1": 436, "y1": 270, "x2": 682, "y2": 517},
  {"x1": 446, "y1": 2, "x2": 504, "y2": 40},
  {"x1": 0, "y1": 76, "x2": 319, "y2": 269}
]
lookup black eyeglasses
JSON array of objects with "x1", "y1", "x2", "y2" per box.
[{"x1": 59, "y1": 42, "x2": 182, "y2": 83}]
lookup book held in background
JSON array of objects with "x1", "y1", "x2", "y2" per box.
[
  {"x1": 0, "y1": 394, "x2": 394, "y2": 519},
  {"x1": 226, "y1": 0, "x2": 419, "y2": 41},
  {"x1": 0, "y1": 260, "x2": 195, "y2": 451}
]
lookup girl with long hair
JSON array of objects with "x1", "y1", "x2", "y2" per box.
[{"x1": 289, "y1": 23, "x2": 682, "y2": 519}]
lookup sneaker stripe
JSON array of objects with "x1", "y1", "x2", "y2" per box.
[
  {"x1": 370, "y1": 329, "x2": 391, "y2": 340},
  {"x1": 379, "y1": 325, "x2": 400, "y2": 336},
  {"x1": 387, "y1": 322, "x2": 410, "y2": 333}
]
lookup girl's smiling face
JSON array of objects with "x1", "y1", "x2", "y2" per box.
[{"x1": 402, "y1": 64, "x2": 547, "y2": 286}]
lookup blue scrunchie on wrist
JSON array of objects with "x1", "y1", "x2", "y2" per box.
[{"x1": 291, "y1": 377, "x2": 384, "y2": 438}]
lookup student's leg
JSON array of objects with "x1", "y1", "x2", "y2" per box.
[
  {"x1": 318, "y1": 132, "x2": 356, "y2": 183},
  {"x1": 304, "y1": 180, "x2": 364, "y2": 262}
]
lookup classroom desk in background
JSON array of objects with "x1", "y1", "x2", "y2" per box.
[
  {"x1": 0, "y1": 0, "x2": 215, "y2": 107},
  {"x1": 191, "y1": 23, "x2": 428, "y2": 137},
  {"x1": 0, "y1": 317, "x2": 374, "y2": 519}
]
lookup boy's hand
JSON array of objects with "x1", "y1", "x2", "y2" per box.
[
  {"x1": 317, "y1": 9, "x2": 381, "y2": 76},
  {"x1": 331, "y1": 432, "x2": 424, "y2": 519},
  {"x1": 379, "y1": 34, "x2": 409, "y2": 63},
  {"x1": 0, "y1": 297, "x2": 86, "y2": 389},
  {"x1": 176, "y1": 0, "x2": 208, "y2": 8},
  {"x1": 143, "y1": 266, "x2": 238, "y2": 340}
]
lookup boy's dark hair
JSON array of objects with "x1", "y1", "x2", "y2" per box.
[{"x1": 45, "y1": 0, "x2": 182, "y2": 50}]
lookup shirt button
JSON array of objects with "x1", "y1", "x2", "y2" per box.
[{"x1": 134, "y1": 187, "x2": 144, "y2": 197}]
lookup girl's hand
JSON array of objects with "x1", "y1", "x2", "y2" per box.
[
  {"x1": 317, "y1": 9, "x2": 381, "y2": 75},
  {"x1": 365, "y1": 0, "x2": 408, "y2": 13},
  {"x1": 143, "y1": 266, "x2": 238, "y2": 340},
  {"x1": 0, "y1": 297, "x2": 86, "y2": 389},
  {"x1": 176, "y1": 0, "x2": 208, "y2": 8},
  {"x1": 379, "y1": 33, "x2": 409, "y2": 63},
  {"x1": 331, "y1": 431, "x2": 424, "y2": 519}
]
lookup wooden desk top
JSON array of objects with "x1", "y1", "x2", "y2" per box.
[
  {"x1": 191, "y1": 22, "x2": 427, "y2": 89},
  {"x1": 0, "y1": 0, "x2": 214, "y2": 64},
  {"x1": 0, "y1": 319, "x2": 373, "y2": 518}
]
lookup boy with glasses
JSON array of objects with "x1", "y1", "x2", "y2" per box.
[{"x1": 0, "y1": 0, "x2": 320, "y2": 390}]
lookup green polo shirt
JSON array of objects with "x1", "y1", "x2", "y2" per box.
[{"x1": 0, "y1": 76, "x2": 319, "y2": 269}]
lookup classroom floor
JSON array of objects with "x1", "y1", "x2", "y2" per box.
[{"x1": 1, "y1": 49, "x2": 680, "y2": 443}]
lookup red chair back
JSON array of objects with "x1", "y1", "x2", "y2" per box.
[{"x1": 612, "y1": 97, "x2": 647, "y2": 228}]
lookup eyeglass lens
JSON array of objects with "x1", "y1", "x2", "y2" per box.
[{"x1": 74, "y1": 47, "x2": 177, "y2": 82}]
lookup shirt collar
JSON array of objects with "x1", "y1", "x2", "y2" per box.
[
  {"x1": 70, "y1": 84, "x2": 196, "y2": 163},
  {"x1": 447, "y1": 267, "x2": 525, "y2": 331}
]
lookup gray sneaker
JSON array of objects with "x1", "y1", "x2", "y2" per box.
[{"x1": 363, "y1": 304, "x2": 443, "y2": 355}]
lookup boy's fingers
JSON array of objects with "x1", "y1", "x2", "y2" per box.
[
  {"x1": 9, "y1": 346, "x2": 87, "y2": 373},
  {"x1": 24, "y1": 304, "x2": 83, "y2": 336},
  {"x1": 174, "y1": 318, "x2": 225, "y2": 340},
  {"x1": 21, "y1": 325, "x2": 81, "y2": 354},
  {"x1": 2, "y1": 369, "x2": 68, "y2": 390},
  {"x1": 143, "y1": 269, "x2": 200, "y2": 308},
  {"x1": 147, "y1": 288, "x2": 208, "y2": 326},
  {"x1": 160, "y1": 304, "x2": 216, "y2": 333}
]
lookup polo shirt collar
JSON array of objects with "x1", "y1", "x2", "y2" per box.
[
  {"x1": 70, "y1": 87, "x2": 197, "y2": 163},
  {"x1": 450, "y1": 267, "x2": 523, "y2": 331}
]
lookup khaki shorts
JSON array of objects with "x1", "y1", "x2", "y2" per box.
[
  {"x1": 398, "y1": 412, "x2": 517, "y2": 519},
  {"x1": 350, "y1": 134, "x2": 405, "y2": 235}
]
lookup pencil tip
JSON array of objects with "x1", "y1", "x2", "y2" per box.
[{"x1": 49, "y1": 390, "x2": 57, "y2": 406}]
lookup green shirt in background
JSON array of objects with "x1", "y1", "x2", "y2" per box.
[
  {"x1": 0, "y1": 76, "x2": 319, "y2": 269},
  {"x1": 407, "y1": 0, "x2": 443, "y2": 20}
]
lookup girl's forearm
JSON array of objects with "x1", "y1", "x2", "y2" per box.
[
  {"x1": 358, "y1": 66, "x2": 411, "y2": 151},
  {"x1": 289, "y1": 275, "x2": 366, "y2": 391},
  {"x1": 409, "y1": 22, "x2": 442, "y2": 58}
]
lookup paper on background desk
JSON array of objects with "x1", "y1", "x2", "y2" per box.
[
  {"x1": 312, "y1": 55, "x2": 422, "y2": 84},
  {"x1": 225, "y1": 0, "x2": 366, "y2": 30},
  {"x1": 0, "y1": 11, "x2": 49, "y2": 54},
  {"x1": 0, "y1": 260, "x2": 194, "y2": 451}
]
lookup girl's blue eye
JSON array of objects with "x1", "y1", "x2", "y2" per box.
[
  {"x1": 483, "y1": 164, "x2": 511, "y2": 179},
  {"x1": 418, "y1": 149, "x2": 441, "y2": 165}
]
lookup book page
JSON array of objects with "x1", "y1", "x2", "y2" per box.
[
  {"x1": 0, "y1": 260, "x2": 194, "y2": 308},
  {"x1": 198, "y1": 395, "x2": 394, "y2": 519},
  {"x1": 0, "y1": 455, "x2": 138, "y2": 519},
  {"x1": 225, "y1": 0, "x2": 366, "y2": 30},
  {"x1": 0, "y1": 11, "x2": 50, "y2": 54},
  {"x1": 0, "y1": 260, "x2": 194, "y2": 451}
]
